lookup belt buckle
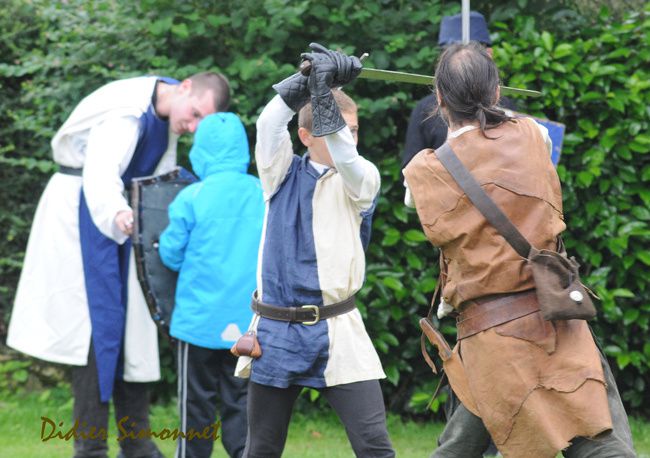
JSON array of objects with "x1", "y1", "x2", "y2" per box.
[{"x1": 301, "y1": 305, "x2": 320, "y2": 325}]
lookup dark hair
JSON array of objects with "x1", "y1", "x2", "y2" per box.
[
  {"x1": 440, "y1": 41, "x2": 489, "y2": 51},
  {"x1": 435, "y1": 42, "x2": 511, "y2": 138},
  {"x1": 298, "y1": 89, "x2": 357, "y2": 131},
  {"x1": 189, "y1": 72, "x2": 231, "y2": 112}
]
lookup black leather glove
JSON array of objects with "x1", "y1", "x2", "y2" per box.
[
  {"x1": 303, "y1": 52, "x2": 344, "y2": 137},
  {"x1": 307, "y1": 42, "x2": 362, "y2": 88},
  {"x1": 301, "y1": 43, "x2": 362, "y2": 136},
  {"x1": 272, "y1": 72, "x2": 310, "y2": 112}
]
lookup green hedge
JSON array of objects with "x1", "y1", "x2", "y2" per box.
[{"x1": 0, "y1": 0, "x2": 648, "y2": 417}]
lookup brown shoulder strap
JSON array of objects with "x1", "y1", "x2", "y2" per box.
[{"x1": 435, "y1": 142, "x2": 532, "y2": 259}]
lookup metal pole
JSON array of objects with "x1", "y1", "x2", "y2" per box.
[{"x1": 462, "y1": 0, "x2": 470, "y2": 44}]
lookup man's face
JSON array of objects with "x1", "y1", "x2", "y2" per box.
[
  {"x1": 169, "y1": 83, "x2": 216, "y2": 135},
  {"x1": 302, "y1": 110, "x2": 359, "y2": 167}
]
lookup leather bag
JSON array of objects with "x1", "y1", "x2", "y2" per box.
[{"x1": 230, "y1": 330, "x2": 262, "y2": 358}]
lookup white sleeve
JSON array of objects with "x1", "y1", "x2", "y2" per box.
[
  {"x1": 153, "y1": 131, "x2": 178, "y2": 175},
  {"x1": 325, "y1": 127, "x2": 380, "y2": 211},
  {"x1": 533, "y1": 120, "x2": 553, "y2": 157},
  {"x1": 82, "y1": 116, "x2": 140, "y2": 244},
  {"x1": 255, "y1": 95, "x2": 296, "y2": 198},
  {"x1": 403, "y1": 179, "x2": 415, "y2": 208}
]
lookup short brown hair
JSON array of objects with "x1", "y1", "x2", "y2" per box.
[
  {"x1": 298, "y1": 89, "x2": 357, "y2": 132},
  {"x1": 189, "y1": 72, "x2": 231, "y2": 112}
]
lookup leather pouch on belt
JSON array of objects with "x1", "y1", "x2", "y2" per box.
[
  {"x1": 420, "y1": 318, "x2": 480, "y2": 416},
  {"x1": 230, "y1": 330, "x2": 262, "y2": 359}
]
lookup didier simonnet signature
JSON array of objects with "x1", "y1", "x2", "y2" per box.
[{"x1": 40, "y1": 416, "x2": 221, "y2": 442}]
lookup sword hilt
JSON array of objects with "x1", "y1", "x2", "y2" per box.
[
  {"x1": 299, "y1": 60, "x2": 312, "y2": 76},
  {"x1": 299, "y1": 52, "x2": 369, "y2": 76}
]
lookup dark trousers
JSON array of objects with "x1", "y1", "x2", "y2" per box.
[
  {"x1": 432, "y1": 351, "x2": 636, "y2": 457},
  {"x1": 71, "y1": 345, "x2": 161, "y2": 458},
  {"x1": 243, "y1": 380, "x2": 395, "y2": 458},
  {"x1": 441, "y1": 387, "x2": 499, "y2": 457},
  {"x1": 176, "y1": 342, "x2": 248, "y2": 458}
]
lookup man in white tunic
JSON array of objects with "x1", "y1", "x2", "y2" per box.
[{"x1": 7, "y1": 72, "x2": 229, "y2": 458}]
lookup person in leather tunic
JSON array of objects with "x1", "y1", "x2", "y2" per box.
[{"x1": 403, "y1": 42, "x2": 636, "y2": 458}]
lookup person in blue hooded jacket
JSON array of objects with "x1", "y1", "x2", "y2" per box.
[{"x1": 159, "y1": 112, "x2": 264, "y2": 458}]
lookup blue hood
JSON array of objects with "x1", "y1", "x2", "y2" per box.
[{"x1": 189, "y1": 112, "x2": 250, "y2": 179}]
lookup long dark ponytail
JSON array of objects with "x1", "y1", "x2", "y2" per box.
[{"x1": 435, "y1": 42, "x2": 512, "y2": 138}]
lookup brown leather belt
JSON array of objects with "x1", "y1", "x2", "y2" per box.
[
  {"x1": 456, "y1": 290, "x2": 539, "y2": 340},
  {"x1": 251, "y1": 291, "x2": 356, "y2": 325}
]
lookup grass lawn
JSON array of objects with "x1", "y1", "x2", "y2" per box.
[{"x1": 0, "y1": 390, "x2": 648, "y2": 457}]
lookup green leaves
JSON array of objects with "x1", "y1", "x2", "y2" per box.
[
  {"x1": 149, "y1": 16, "x2": 173, "y2": 35},
  {"x1": 553, "y1": 43, "x2": 573, "y2": 59},
  {"x1": 541, "y1": 31, "x2": 554, "y2": 52},
  {"x1": 403, "y1": 229, "x2": 429, "y2": 244},
  {"x1": 637, "y1": 252, "x2": 650, "y2": 266},
  {"x1": 381, "y1": 227, "x2": 401, "y2": 246}
]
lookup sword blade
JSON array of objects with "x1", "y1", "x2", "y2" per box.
[
  {"x1": 359, "y1": 68, "x2": 433, "y2": 85},
  {"x1": 358, "y1": 67, "x2": 542, "y2": 98}
]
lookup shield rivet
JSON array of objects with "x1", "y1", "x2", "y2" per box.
[{"x1": 570, "y1": 290, "x2": 584, "y2": 303}]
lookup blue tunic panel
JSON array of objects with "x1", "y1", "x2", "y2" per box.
[
  {"x1": 253, "y1": 155, "x2": 330, "y2": 387},
  {"x1": 251, "y1": 153, "x2": 384, "y2": 389},
  {"x1": 79, "y1": 76, "x2": 178, "y2": 402}
]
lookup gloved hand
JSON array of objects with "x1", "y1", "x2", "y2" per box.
[
  {"x1": 306, "y1": 42, "x2": 362, "y2": 88},
  {"x1": 272, "y1": 73, "x2": 310, "y2": 112},
  {"x1": 301, "y1": 43, "x2": 361, "y2": 136}
]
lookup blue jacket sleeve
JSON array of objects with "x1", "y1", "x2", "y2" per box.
[{"x1": 158, "y1": 186, "x2": 196, "y2": 272}]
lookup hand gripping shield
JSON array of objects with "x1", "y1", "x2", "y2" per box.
[{"x1": 130, "y1": 167, "x2": 197, "y2": 337}]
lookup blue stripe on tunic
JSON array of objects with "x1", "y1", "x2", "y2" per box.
[
  {"x1": 252, "y1": 155, "x2": 331, "y2": 388},
  {"x1": 79, "y1": 76, "x2": 178, "y2": 402},
  {"x1": 359, "y1": 196, "x2": 377, "y2": 252}
]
